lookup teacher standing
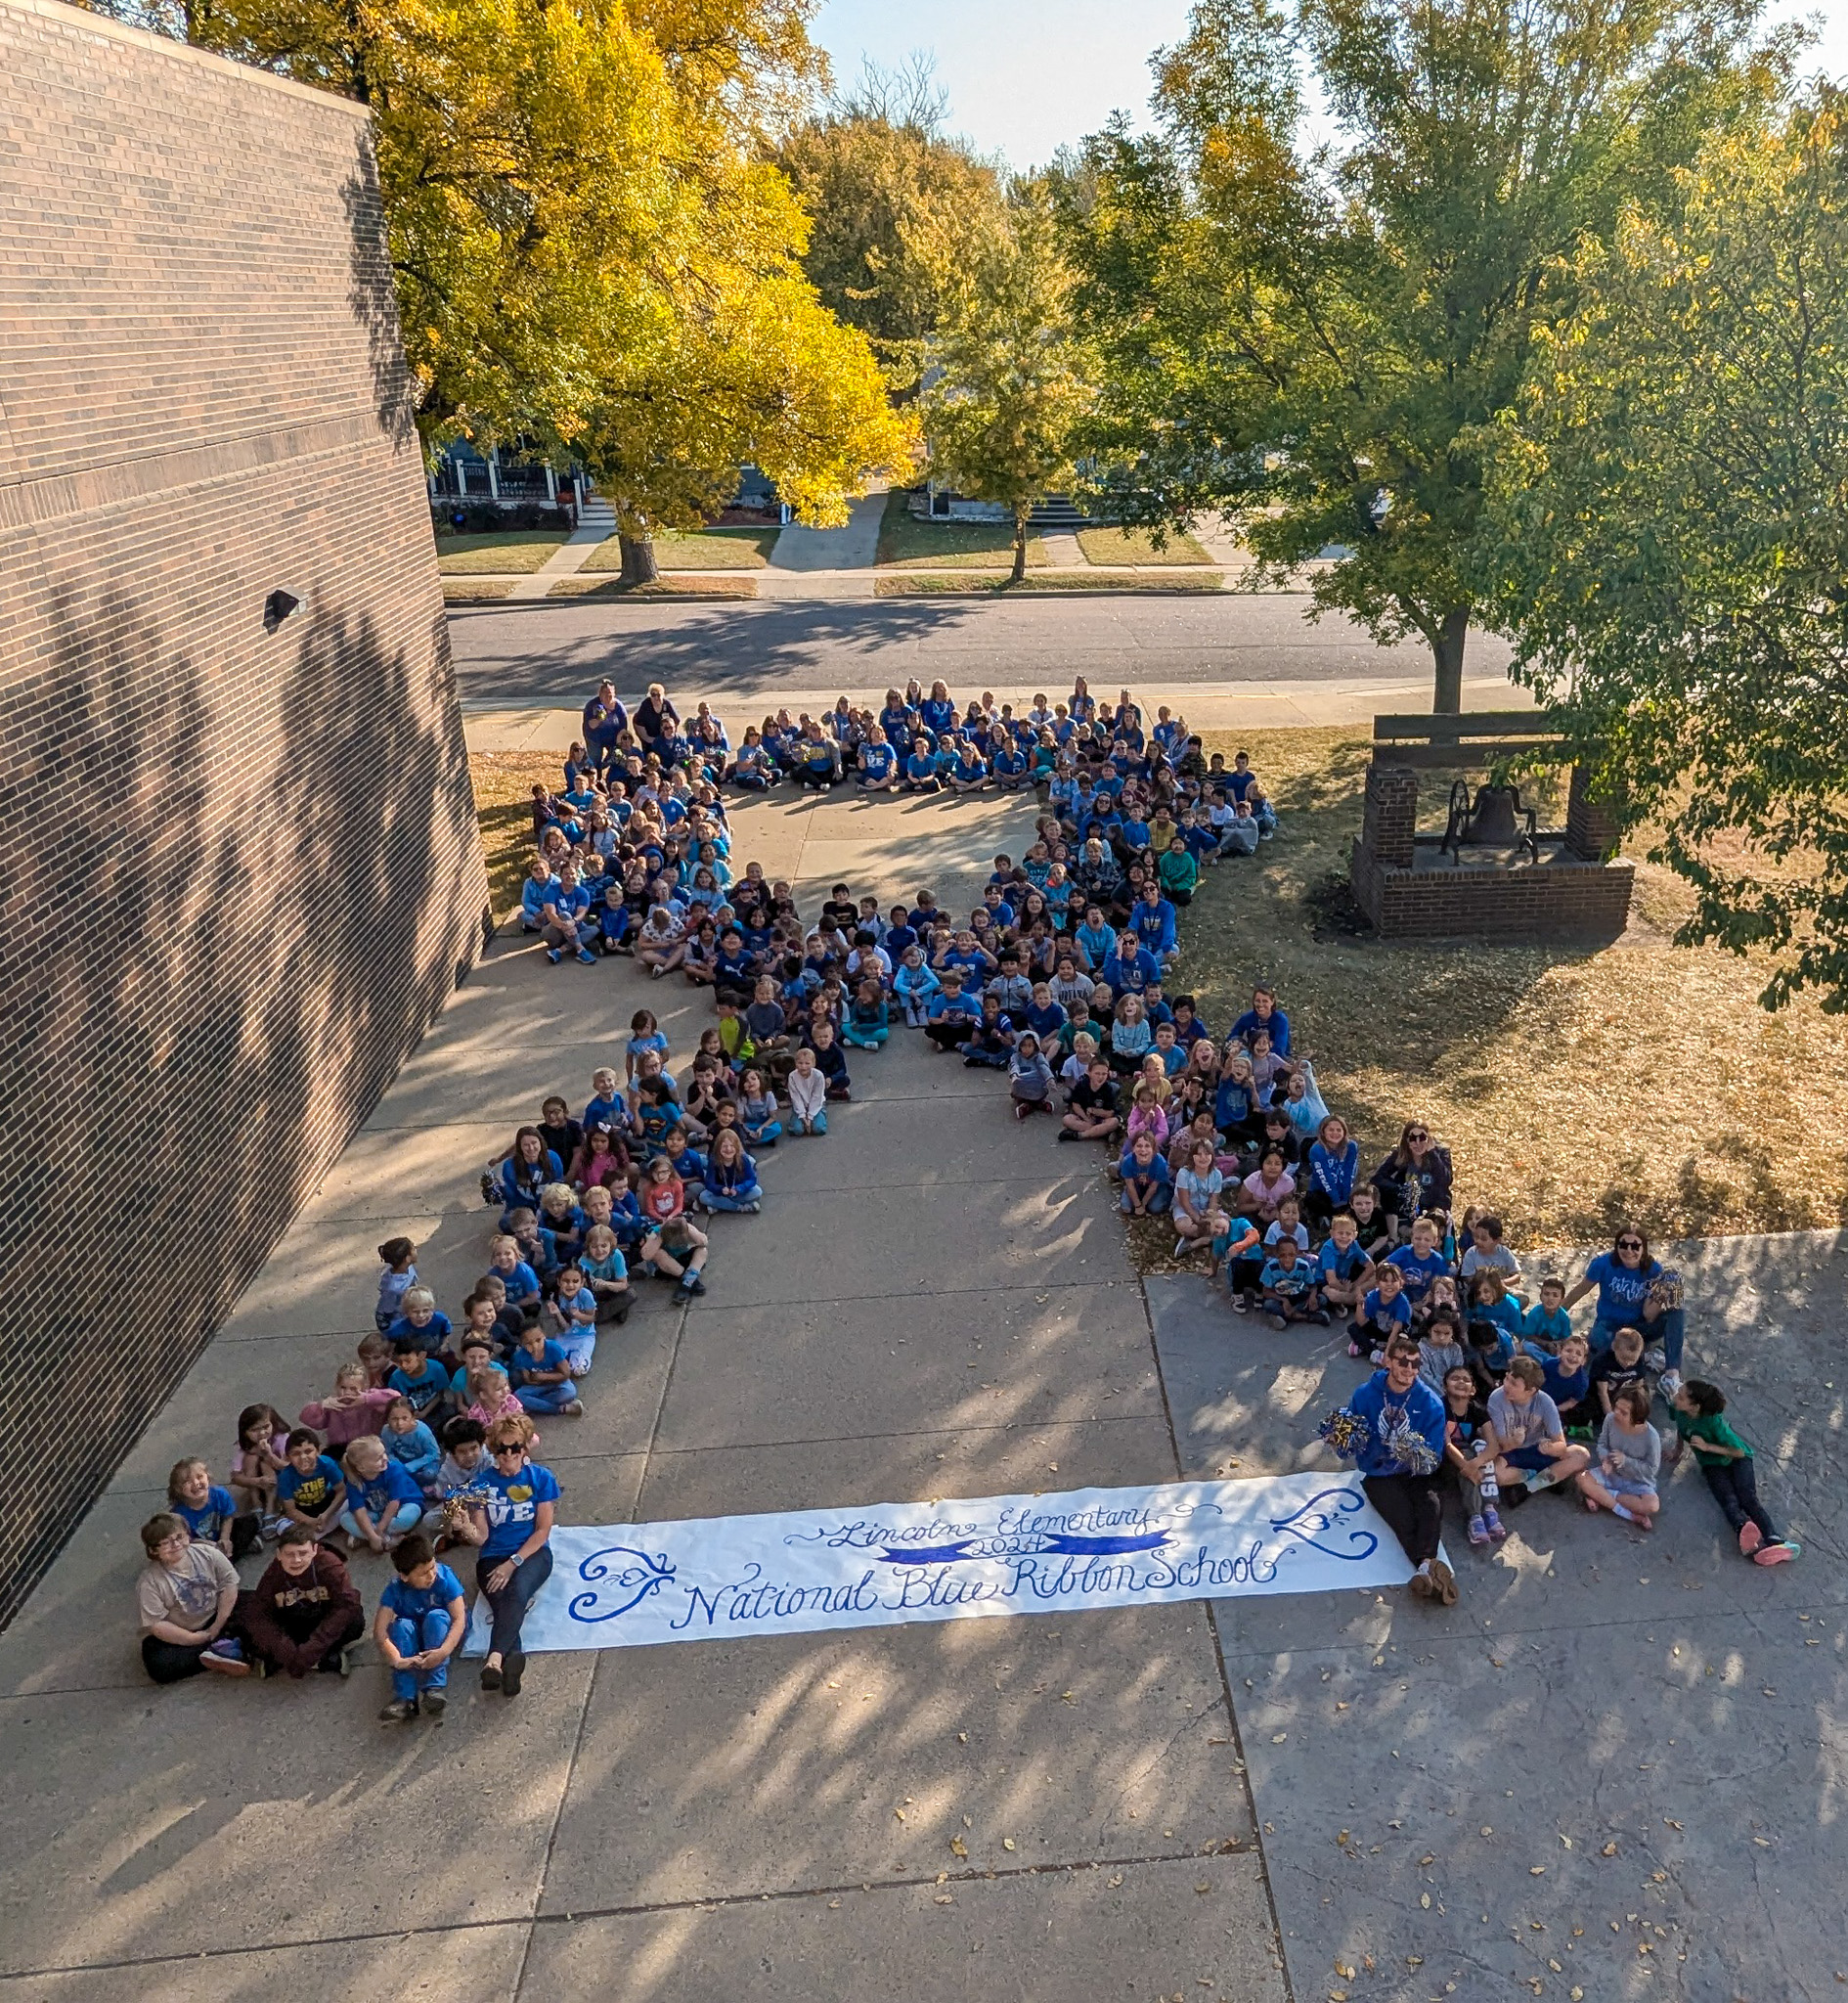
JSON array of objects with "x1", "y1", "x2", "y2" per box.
[{"x1": 462, "y1": 1418, "x2": 559, "y2": 1698}]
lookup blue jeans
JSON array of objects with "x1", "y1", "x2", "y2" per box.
[
  {"x1": 515, "y1": 1381, "x2": 579, "y2": 1413},
  {"x1": 389, "y1": 1610, "x2": 454, "y2": 1701},
  {"x1": 1121, "y1": 1183, "x2": 1172, "y2": 1215},
  {"x1": 792, "y1": 1109, "x2": 827, "y2": 1135},
  {"x1": 745, "y1": 1121, "x2": 782, "y2": 1145},
  {"x1": 340, "y1": 1501, "x2": 421, "y2": 1540},
  {"x1": 1591, "y1": 1309, "x2": 1684, "y2": 1370},
  {"x1": 478, "y1": 1546, "x2": 554, "y2": 1656},
  {"x1": 704, "y1": 1182, "x2": 762, "y2": 1212},
  {"x1": 842, "y1": 1024, "x2": 889, "y2": 1047}
]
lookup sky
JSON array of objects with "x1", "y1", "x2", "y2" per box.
[{"x1": 811, "y1": 0, "x2": 1848, "y2": 172}]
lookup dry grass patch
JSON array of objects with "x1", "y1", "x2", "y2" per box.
[
  {"x1": 549, "y1": 574, "x2": 756, "y2": 600},
  {"x1": 1171, "y1": 728, "x2": 1848, "y2": 1248},
  {"x1": 470, "y1": 752, "x2": 560, "y2": 924},
  {"x1": 442, "y1": 578, "x2": 516, "y2": 602},
  {"x1": 581, "y1": 526, "x2": 779, "y2": 572},
  {"x1": 875, "y1": 571, "x2": 1223, "y2": 597},
  {"x1": 435, "y1": 529, "x2": 568, "y2": 574},
  {"x1": 1075, "y1": 525, "x2": 1211, "y2": 566}
]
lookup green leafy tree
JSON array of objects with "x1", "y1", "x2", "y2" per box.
[
  {"x1": 776, "y1": 56, "x2": 1005, "y2": 389},
  {"x1": 1059, "y1": 0, "x2": 1773, "y2": 710},
  {"x1": 1479, "y1": 92, "x2": 1848, "y2": 1008},
  {"x1": 915, "y1": 190, "x2": 1094, "y2": 581}
]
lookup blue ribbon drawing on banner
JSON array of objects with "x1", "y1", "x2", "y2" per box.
[
  {"x1": 1267, "y1": 1487, "x2": 1379, "y2": 1564},
  {"x1": 570, "y1": 1545, "x2": 678, "y2": 1623}
]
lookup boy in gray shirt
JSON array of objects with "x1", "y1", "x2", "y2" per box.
[{"x1": 1487, "y1": 1356, "x2": 1591, "y2": 1489}]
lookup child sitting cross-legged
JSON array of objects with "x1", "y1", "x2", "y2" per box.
[
  {"x1": 1486, "y1": 1356, "x2": 1591, "y2": 1492},
  {"x1": 1575, "y1": 1381, "x2": 1661, "y2": 1529},
  {"x1": 506, "y1": 1318, "x2": 585, "y2": 1416},
  {"x1": 1257, "y1": 1234, "x2": 1325, "y2": 1328},
  {"x1": 786, "y1": 1046, "x2": 830, "y2": 1136},
  {"x1": 340, "y1": 1435, "x2": 426, "y2": 1554},
  {"x1": 1668, "y1": 1379, "x2": 1800, "y2": 1564},
  {"x1": 1008, "y1": 1033, "x2": 1056, "y2": 1121},
  {"x1": 380, "y1": 1396, "x2": 443, "y2": 1498},
  {"x1": 276, "y1": 1428, "x2": 348, "y2": 1542},
  {"x1": 242, "y1": 1524, "x2": 366, "y2": 1678}
]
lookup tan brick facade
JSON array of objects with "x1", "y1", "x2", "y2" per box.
[{"x1": 0, "y1": 0, "x2": 489, "y2": 1622}]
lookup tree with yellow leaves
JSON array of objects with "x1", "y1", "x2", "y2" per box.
[{"x1": 95, "y1": 0, "x2": 910, "y2": 569}]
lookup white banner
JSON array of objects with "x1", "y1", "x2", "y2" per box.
[{"x1": 463, "y1": 1472, "x2": 1418, "y2": 1655}]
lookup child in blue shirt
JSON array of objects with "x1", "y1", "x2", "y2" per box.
[
  {"x1": 168, "y1": 1457, "x2": 245, "y2": 1557},
  {"x1": 1349, "y1": 1262, "x2": 1413, "y2": 1360},
  {"x1": 486, "y1": 1234, "x2": 543, "y2": 1321},
  {"x1": 277, "y1": 1430, "x2": 347, "y2": 1539},
  {"x1": 381, "y1": 1399, "x2": 444, "y2": 1494},
  {"x1": 1540, "y1": 1333, "x2": 1592, "y2": 1432},
  {"x1": 388, "y1": 1340, "x2": 452, "y2": 1425},
  {"x1": 340, "y1": 1437, "x2": 425, "y2": 1552},
  {"x1": 1520, "y1": 1276, "x2": 1572, "y2": 1354},
  {"x1": 506, "y1": 1323, "x2": 583, "y2": 1416},
  {"x1": 374, "y1": 1534, "x2": 467, "y2": 1722},
  {"x1": 1386, "y1": 1217, "x2": 1449, "y2": 1312},
  {"x1": 375, "y1": 1236, "x2": 418, "y2": 1334}
]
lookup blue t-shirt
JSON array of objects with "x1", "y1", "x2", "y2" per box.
[
  {"x1": 277, "y1": 1454, "x2": 345, "y2": 1515},
  {"x1": 1583, "y1": 1252, "x2": 1660, "y2": 1327},
  {"x1": 1260, "y1": 1256, "x2": 1315, "y2": 1299},
  {"x1": 389, "y1": 1359, "x2": 449, "y2": 1416},
  {"x1": 1386, "y1": 1245, "x2": 1448, "y2": 1303},
  {"x1": 173, "y1": 1485, "x2": 238, "y2": 1541},
  {"x1": 477, "y1": 1461, "x2": 562, "y2": 1559},
  {"x1": 507, "y1": 1338, "x2": 572, "y2": 1390},
  {"x1": 380, "y1": 1564, "x2": 466, "y2": 1625},
  {"x1": 1358, "y1": 1287, "x2": 1414, "y2": 1335},
  {"x1": 1541, "y1": 1358, "x2": 1590, "y2": 1413},
  {"x1": 347, "y1": 1458, "x2": 423, "y2": 1523},
  {"x1": 1317, "y1": 1239, "x2": 1372, "y2": 1285},
  {"x1": 1521, "y1": 1303, "x2": 1572, "y2": 1349}
]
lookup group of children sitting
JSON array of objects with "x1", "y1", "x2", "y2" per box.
[{"x1": 133, "y1": 675, "x2": 1796, "y2": 1700}]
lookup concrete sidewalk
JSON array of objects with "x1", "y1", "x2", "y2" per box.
[{"x1": 0, "y1": 788, "x2": 1287, "y2": 2002}]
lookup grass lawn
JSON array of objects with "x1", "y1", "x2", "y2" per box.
[
  {"x1": 875, "y1": 571, "x2": 1222, "y2": 597},
  {"x1": 1076, "y1": 525, "x2": 1211, "y2": 566},
  {"x1": 875, "y1": 490, "x2": 1051, "y2": 567},
  {"x1": 581, "y1": 526, "x2": 780, "y2": 572},
  {"x1": 434, "y1": 529, "x2": 569, "y2": 574},
  {"x1": 548, "y1": 574, "x2": 756, "y2": 600},
  {"x1": 1167, "y1": 727, "x2": 1848, "y2": 1250},
  {"x1": 442, "y1": 578, "x2": 515, "y2": 601},
  {"x1": 470, "y1": 753, "x2": 559, "y2": 924}
]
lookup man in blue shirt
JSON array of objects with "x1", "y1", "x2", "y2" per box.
[{"x1": 1342, "y1": 1336, "x2": 1455, "y2": 1603}]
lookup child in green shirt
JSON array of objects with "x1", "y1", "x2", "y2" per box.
[{"x1": 1670, "y1": 1380, "x2": 1798, "y2": 1565}]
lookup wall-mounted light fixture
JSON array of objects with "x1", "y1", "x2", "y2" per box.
[{"x1": 263, "y1": 589, "x2": 300, "y2": 633}]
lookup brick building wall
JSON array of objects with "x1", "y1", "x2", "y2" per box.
[{"x1": 0, "y1": 0, "x2": 489, "y2": 1623}]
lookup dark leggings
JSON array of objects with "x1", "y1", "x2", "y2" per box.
[
  {"x1": 1701, "y1": 1458, "x2": 1781, "y2": 1543},
  {"x1": 477, "y1": 1546, "x2": 554, "y2": 1656},
  {"x1": 1362, "y1": 1472, "x2": 1445, "y2": 1567}
]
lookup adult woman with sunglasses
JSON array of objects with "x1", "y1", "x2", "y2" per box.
[
  {"x1": 1370, "y1": 1121, "x2": 1453, "y2": 1244},
  {"x1": 459, "y1": 1417, "x2": 560, "y2": 1698},
  {"x1": 1561, "y1": 1225, "x2": 1687, "y2": 1398}
]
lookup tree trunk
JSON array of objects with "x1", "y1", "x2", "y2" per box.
[
  {"x1": 1430, "y1": 604, "x2": 1470, "y2": 720},
  {"x1": 1011, "y1": 511, "x2": 1029, "y2": 584},
  {"x1": 619, "y1": 534, "x2": 659, "y2": 587}
]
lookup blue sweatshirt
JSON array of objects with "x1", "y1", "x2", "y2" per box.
[{"x1": 1344, "y1": 1371, "x2": 1447, "y2": 1478}]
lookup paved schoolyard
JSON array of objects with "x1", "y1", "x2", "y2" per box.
[{"x1": 3, "y1": 776, "x2": 1843, "y2": 2002}]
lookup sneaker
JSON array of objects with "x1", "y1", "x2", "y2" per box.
[
  {"x1": 379, "y1": 1699, "x2": 419, "y2": 1722},
  {"x1": 502, "y1": 1650, "x2": 526, "y2": 1698},
  {"x1": 1266, "y1": 1312, "x2": 1288, "y2": 1331},
  {"x1": 1738, "y1": 1521, "x2": 1764, "y2": 1557},
  {"x1": 1174, "y1": 1238, "x2": 1189, "y2": 1261},
  {"x1": 1658, "y1": 1368, "x2": 1682, "y2": 1401},
  {"x1": 1369, "y1": 1349, "x2": 1386, "y2": 1367},
  {"x1": 560, "y1": 1398, "x2": 585, "y2": 1417},
  {"x1": 743, "y1": 1200, "x2": 761, "y2": 1214},
  {"x1": 577, "y1": 948, "x2": 596, "y2": 965},
  {"x1": 1407, "y1": 1562, "x2": 1434, "y2": 1599},
  {"x1": 1056, "y1": 1129, "x2": 1080, "y2": 1142},
  {"x1": 1754, "y1": 1539, "x2": 1799, "y2": 1565},
  {"x1": 338, "y1": 1641, "x2": 362, "y2": 1678},
  {"x1": 1429, "y1": 1557, "x2": 1459, "y2": 1606},
  {"x1": 1469, "y1": 1514, "x2": 1489, "y2": 1546},
  {"x1": 687, "y1": 1273, "x2": 707, "y2": 1297},
  {"x1": 1644, "y1": 1346, "x2": 1667, "y2": 1374},
  {"x1": 421, "y1": 1691, "x2": 447, "y2": 1720},
  {"x1": 1483, "y1": 1505, "x2": 1506, "y2": 1539},
  {"x1": 1229, "y1": 1294, "x2": 1249, "y2": 1314},
  {"x1": 480, "y1": 1172, "x2": 499, "y2": 1206},
  {"x1": 200, "y1": 1638, "x2": 251, "y2": 1677},
  {"x1": 1258, "y1": 828, "x2": 1274, "y2": 840},
  {"x1": 547, "y1": 948, "x2": 563, "y2": 964},
  {"x1": 1347, "y1": 1339, "x2": 1364, "y2": 1358}
]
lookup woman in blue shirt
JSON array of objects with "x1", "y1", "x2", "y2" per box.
[
  {"x1": 919, "y1": 681, "x2": 957, "y2": 735},
  {"x1": 1561, "y1": 1225, "x2": 1687, "y2": 1388},
  {"x1": 462, "y1": 1425, "x2": 560, "y2": 1697}
]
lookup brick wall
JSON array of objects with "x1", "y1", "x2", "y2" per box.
[{"x1": 0, "y1": 0, "x2": 489, "y2": 1625}]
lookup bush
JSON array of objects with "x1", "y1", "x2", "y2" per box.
[{"x1": 431, "y1": 502, "x2": 570, "y2": 536}]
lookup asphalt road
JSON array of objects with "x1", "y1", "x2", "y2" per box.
[{"x1": 447, "y1": 592, "x2": 1515, "y2": 710}]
